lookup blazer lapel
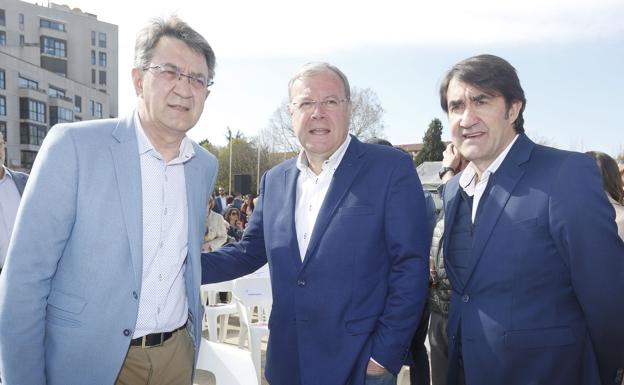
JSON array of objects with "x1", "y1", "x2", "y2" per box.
[
  {"x1": 301, "y1": 137, "x2": 364, "y2": 269},
  {"x1": 284, "y1": 164, "x2": 303, "y2": 269},
  {"x1": 464, "y1": 135, "x2": 533, "y2": 284},
  {"x1": 110, "y1": 114, "x2": 143, "y2": 289}
]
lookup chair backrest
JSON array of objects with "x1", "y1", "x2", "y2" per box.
[
  {"x1": 232, "y1": 277, "x2": 272, "y2": 324},
  {"x1": 196, "y1": 338, "x2": 258, "y2": 385},
  {"x1": 201, "y1": 281, "x2": 234, "y2": 306}
]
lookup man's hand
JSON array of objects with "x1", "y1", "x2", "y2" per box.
[
  {"x1": 366, "y1": 359, "x2": 388, "y2": 375},
  {"x1": 201, "y1": 243, "x2": 212, "y2": 253},
  {"x1": 442, "y1": 143, "x2": 467, "y2": 171}
]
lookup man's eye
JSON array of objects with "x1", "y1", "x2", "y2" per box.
[
  {"x1": 299, "y1": 101, "x2": 314, "y2": 109},
  {"x1": 162, "y1": 69, "x2": 177, "y2": 77},
  {"x1": 192, "y1": 77, "x2": 206, "y2": 87},
  {"x1": 324, "y1": 99, "x2": 339, "y2": 107}
]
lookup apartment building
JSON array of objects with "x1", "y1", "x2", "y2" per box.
[{"x1": 0, "y1": 0, "x2": 118, "y2": 170}]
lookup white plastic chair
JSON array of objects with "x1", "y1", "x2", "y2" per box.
[
  {"x1": 195, "y1": 338, "x2": 258, "y2": 385},
  {"x1": 232, "y1": 277, "x2": 272, "y2": 384},
  {"x1": 200, "y1": 281, "x2": 237, "y2": 342}
]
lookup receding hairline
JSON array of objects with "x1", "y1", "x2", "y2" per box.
[{"x1": 287, "y1": 63, "x2": 350, "y2": 101}]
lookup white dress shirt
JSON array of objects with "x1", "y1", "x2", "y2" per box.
[
  {"x1": 0, "y1": 167, "x2": 21, "y2": 268},
  {"x1": 459, "y1": 135, "x2": 519, "y2": 222},
  {"x1": 295, "y1": 135, "x2": 351, "y2": 261},
  {"x1": 133, "y1": 113, "x2": 195, "y2": 338}
]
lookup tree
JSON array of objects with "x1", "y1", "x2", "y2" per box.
[
  {"x1": 414, "y1": 118, "x2": 446, "y2": 166},
  {"x1": 259, "y1": 86, "x2": 386, "y2": 153},
  {"x1": 201, "y1": 131, "x2": 284, "y2": 195}
]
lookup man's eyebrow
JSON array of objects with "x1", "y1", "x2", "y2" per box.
[
  {"x1": 469, "y1": 94, "x2": 490, "y2": 102},
  {"x1": 448, "y1": 100, "x2": 464, "y2": 109}
]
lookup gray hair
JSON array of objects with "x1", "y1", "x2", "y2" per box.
[
  {"x1": 287, "y1": 62, "x2": 351, "y2": 101},
  {"x1": 133, "y1": 15, "x2": 216, "y2": 81}
]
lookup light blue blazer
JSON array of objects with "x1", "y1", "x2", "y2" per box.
[{"x1": 0, "y1": 114, "x2": 217, "y2": 385}]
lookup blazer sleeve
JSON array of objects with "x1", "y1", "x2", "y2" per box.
[
  {"x1": 549, "y1": 153, "x2": 624, "y2": 384},
  {"x1": 0, "y1": 125, "x2": 78, "y2": 384},
  {"x1": 370, "y1": 154, "x2": 431, "y2": 373},
  {"x1": 201, "y1": 174, "x2": 268, "y2": 283}
]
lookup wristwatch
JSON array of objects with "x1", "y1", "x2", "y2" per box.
[{"x1": 438, "y1": 166, "x2": 456, "y2": 180}]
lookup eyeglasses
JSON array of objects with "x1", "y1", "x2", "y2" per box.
[
  {"x1": 290, "y1": 97, "x2": 348, "y2": 112},
  {"x1": 145, "y1": 64, "x2": 214, "y2": 90}
]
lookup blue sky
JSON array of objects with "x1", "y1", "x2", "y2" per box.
[{"x1": 34, "y1": 0, "x2": 624, "y2": 156}]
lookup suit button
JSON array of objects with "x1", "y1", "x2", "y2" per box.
[
  {"x1": 462, "y1": 294, "x2": 470, "y2": 303},
  {"x1": 123, "y1": 329, "x2": 131, "y2": 336},
  {"x1": 297, "y1": 279, "x2": 306, "y2": 287},
  {"x1": 132, "y1": 291, "x2": 138, "y2": 300}
]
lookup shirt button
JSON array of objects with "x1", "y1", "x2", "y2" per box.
[
  {"x1": 132, "y1": 291, "x2": 138, "y2": 300},
  {"x1": 462, "y1": 294, "x2": 470, "y2": 303},
  {"x1": 123, "y1": 329, "x2": 131, "y2": 336},
  {"x1": 159, "y1": 274, "x2": 163, "y2": 281},
  {"x1": 297, "y1": 279, "x2": 306, "y2": 287}
]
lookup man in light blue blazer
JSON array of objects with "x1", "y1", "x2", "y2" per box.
[
  {"x1": 439, "y1": 54, "x2": 624, "y2": 385},
  {"x1": 0, "y1": 16, "x2": 217, "y2": 385},
  {"x1": 202, "y1": 62, "x2": 431, "y2": 385}
]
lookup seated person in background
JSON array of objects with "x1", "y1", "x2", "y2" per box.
[
  {"x1": 202, "y1": 197, "x2": 228, "y2": 252},
  {"x1": 223, "y1": 207, "x2": 243, "y2": 243}
]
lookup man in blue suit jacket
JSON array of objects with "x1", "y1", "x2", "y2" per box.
[
  {"x1": 0, "y1": 16, "x2": 217, "y2": 385},
  {"x1": 439, "y1": 54, "x2": 624, "y2": 385},
  {"x1": 202, "y1": 62, "x2": 431, "y2": 385}
]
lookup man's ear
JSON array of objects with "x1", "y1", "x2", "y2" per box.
[
  {"x1": 507, "y1": 100, "x2": 522, "y2": 123},
  {"x1": 205, "y1": 89, "x2": 210, "y2": 100},
  {"x1": 131, "y1": 68, "x2": 143, "y2": 97}
]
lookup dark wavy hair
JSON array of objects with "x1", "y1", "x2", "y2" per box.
[
  {"x1": 440, "y1": 54, "x2": 526, "y2": 134},
  {"x1": 586, "y1": 151, "x2": 624, "y2": 204}
]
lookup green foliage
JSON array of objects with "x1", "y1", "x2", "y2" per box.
[{"x1": 414, "y1": 118, "x2": 446, "y2": 166}]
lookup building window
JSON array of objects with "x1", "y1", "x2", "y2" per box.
[
  {"x1": 96, "y1": 102, "x2": 103, "y2": 118},
  {"x1": 19, "y1": 98, "x2": 46, "y2": 123},
  {"x1": 19, "y1": 35, "x2": 24, "y2": 46},
  {"x1": 99, "y1": 70, "x2": 107, "y2": 86},
  {"x1": 91, "y1": 31, "x2": 96, "y2": 46},
  {"x1": 40, "y1": 18, "x2": 66, "y2": 32},
  {"x1": 50, "y1": 106, "x2": 73, "y2": 125},
  {"x1": 91, "y1": 50, "x2": 96, "y2": 65},
  {"x1": 21, "y1": 150, "x2": 38, "y2": 169},
  {"x1": 18, "y1": 75, "x2": 39, "y2": 90},
  {"x1": 89, "y1": 100, "x2": 94, "y2": 116},
  {"x1": 0, "y1": 31, "x2": 6, "y2": 47},
  {"x1": 41, "y1": 36, "x2": 67, "y2": 57},
  {"x1": 98, "y1": 32, "x2": 106, "y2": 48},
  {"x1": 20, "y1": 123, "x2": 47, "y2": 145},
  {"x1": 91, "y1": 69, "x2": 96, "y2": 84},
  {"x1": 0, "y1": 121, "x2": 6, "y2": 145},
  {"x1": 0, "y1": 10, "x2": 5, "y2": 26},
  {"x1": 74, "y1": 95, "x2": 82, "y2": 112},
  {"x1": 48, "y1": 85, "x2": 65, "y2": 98},
  {"x1": 0, "y1": 96, "x2": 6, "y2": 116},
  {"x1": 99, "y1": 52, "x2": 107, "y2": 67},
  {"x1": 19, "y1": 13, "x2": 24, "y2": 30},
  {"x1": 0, "y1": 70, "x2": 5, "y2": 89}
]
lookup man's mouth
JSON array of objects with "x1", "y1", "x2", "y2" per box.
[
  {"x1": 309, "y1": 128, "x2": 330, "y2": 134},
  {"x1": 168, "y1": 104, "x2": 190, "y2": 112}
]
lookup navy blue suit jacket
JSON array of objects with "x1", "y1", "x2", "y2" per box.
[
  {"x1": 202, "y1": 136, "x2": 430, "y2": 385},
  {"x1": 442, "y1": 134, "x2": 624, "y2": 385}
]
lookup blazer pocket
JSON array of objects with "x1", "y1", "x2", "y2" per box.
[
  {"x1": 504, "y1": 326, "x2": 574, "y2": 349},
  {"x1": 48, "y1": 289, "x2": 87, "y2": 314},
  {"x1": 345, "y1": 314, "x2": 380, "y2": 335},
  {"x1": 338, "y1": 206, "x2": 374, "y2": 216}
]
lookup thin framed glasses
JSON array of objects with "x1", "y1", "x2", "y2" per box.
[
  {"x1": 145, "y1": 63, "x2": 214, "y2": 90},
  {"x1": 291, "y1": 97, "x2": 348, "y2": 112}
]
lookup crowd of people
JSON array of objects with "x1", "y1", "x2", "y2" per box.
[{"x1": 0, "y1": 13, "x2": 623, "y2": 385}]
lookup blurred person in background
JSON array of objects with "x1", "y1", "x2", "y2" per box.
[{"x1": 586, "y1": 151, "x2": 624, "y2": 239}]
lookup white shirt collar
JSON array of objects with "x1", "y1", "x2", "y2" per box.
[
  {"x1": 459, "y1": 134, "x2": 519, "y2": 194},
  {"x1": 0, "y1": 166, "x2": 12, "y2": 182},
  {"x1": 296, "y1": 134, "x2": 352, "y2": 176},
  {"x1": 133, "y1": 111, "x2": 195, "y2": 163}
]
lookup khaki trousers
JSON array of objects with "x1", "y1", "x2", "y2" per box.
[{"x1": 115, "y1": 328, "x2": 195, "y2": 385}]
